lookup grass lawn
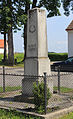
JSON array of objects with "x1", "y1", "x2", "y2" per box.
[
  {"x1": 0, "y1": 109, "x2": 41, "y2": 119},
  {"x1": 0, "y1": 109, "x2": 72, "y2": 119},
  {"x1": 57, "y1": 112, "x2": 73, "y2": 119},
  {"x1": 0, "y1": 53, "x2": 24, "y2": 67},
  {"x1": 0, "y1": 86, "x2": 21, "y2": 93},
  {"x1": 54, "y1": 87, "x2": 73, "y2": 93}
]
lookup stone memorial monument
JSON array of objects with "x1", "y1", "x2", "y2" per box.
[{"x1": 22, "y1": 8, "x2": 53, "y2": 96}]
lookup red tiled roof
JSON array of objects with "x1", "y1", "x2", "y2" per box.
[
  {"x1": 0, "y1": 39, "x2": 4, "y2": 48},
  {"x1": 66, "y1": 20, "x2": 73, "y2": 31}
]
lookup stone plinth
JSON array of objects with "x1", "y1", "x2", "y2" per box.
[{"x1": 22, "y1": 8, "x2": 53, "y2": 96}]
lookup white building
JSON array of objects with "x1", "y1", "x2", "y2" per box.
[
  {"x1": 66, "y1": 20, "x2": 73, "y2": 57},
  {"x1": 0, "y1": 39, "x2": 8, "y2": 54}
]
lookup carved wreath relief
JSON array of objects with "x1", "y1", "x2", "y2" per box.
[{"x1": 29, "y1": 25, "x2": 36, "y2": 33}]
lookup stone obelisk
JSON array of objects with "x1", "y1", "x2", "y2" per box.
[{"x1": 22, "y1": 8, "x2": 53, "y2": 96}]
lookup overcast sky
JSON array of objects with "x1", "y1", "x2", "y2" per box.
[{"x1": 0, "y1": 7, "x2": 73, "y2": 53}]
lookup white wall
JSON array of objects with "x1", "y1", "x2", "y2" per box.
[
  {"x1": 0, "y1": 48, "x2": 4, "y2": 54},
  {"x1": 68, "y1": 30, "x2": 73, "y2": 57}
]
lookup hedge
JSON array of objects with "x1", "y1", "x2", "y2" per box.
[{"x1": 48, "y1": 53, "x2": 68, "y2": 61}]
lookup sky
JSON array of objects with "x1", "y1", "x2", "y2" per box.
[
  {"x1": 47, "y1": 7, "x2": 73, "y2": 53},
  {"x1": 0, "y1": 7, "x2": 73, "y2": 53}
]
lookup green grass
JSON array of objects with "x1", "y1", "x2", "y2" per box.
[
  {"x1": 14, "y1": 53, "x2": 24, "y2": 62},
  {"x1": 0, "y1": 109, "x2": 41, "y2": 119},
  {"x1": 0, "y1": 54, "x2": 3, "y2": 61},
  {"x1": 0, "y1": 53, "x2": 24, "y2": 67},
  {"x1": 57, "y1": 112, "x2": 73, "y2": 119},
  {"x1": 0, "y1": 86, "x2": 21, "y2": 93},
  {"x1": 54, "y1": 87, "x2": 73, "y2": 93}
]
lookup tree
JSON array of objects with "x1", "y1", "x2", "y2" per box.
[
  {"x1": 15, "y1": 0, "x2": 30, "y2": 59},
  {"x1": 17, "y1": 0, "x2": 73, "y2": 60},
  {"x1": 18, "y1": 0, "x2": 61, "y2": 59},
  {"x1": 62, "y1": 0, "x2": 73, "y2": 16},
  {"x1": 0, "y1": 0, "x2": 72, "y2": 64},
  {"x1": 0, "y1": 1, "x2": 8, "y2": 61},
  {"x1": 0, "y1": 0, "x2": 27, "y2": 65},
  {"x1": 0, "y1": 0, "x2": 14, "y2": 65}
]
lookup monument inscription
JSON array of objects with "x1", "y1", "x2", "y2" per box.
[{"x1": 28, "y1": 44, "x2": 36, "y2": 51}]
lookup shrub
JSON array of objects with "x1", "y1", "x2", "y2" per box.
[
  {"x1": 33, "y1": 82, "x2": 51, "y2": 114},
  {"x1": 48, "y1": 53, "x2": 68, "y2": 61}
]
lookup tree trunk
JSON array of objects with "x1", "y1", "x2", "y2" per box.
[
  {"x1": 4, "y1": 33, "x2": 7, "y2": 61},
  {"x1": 8, "y1": 28, "x2": 14, "y2": 66},
  {"x1": 24, "y1": 23, "x2": 27, "y2": 60},
  {"x1": 24, "y1": 2, "x2": 30, "y2": 60},
  {"x1": 32, "y1": 0, "x2": 37, "y2": 8}
]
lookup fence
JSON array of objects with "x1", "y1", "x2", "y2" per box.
[
  {"x1": 0, "y1": 66, "x2": 73, "y2": 114},
  {"x1": 0, "y1": 66, "x2": 23, "y2": 93}
]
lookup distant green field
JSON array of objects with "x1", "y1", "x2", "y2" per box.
[
  {"x1": 0, "y1": 53, "x2": 24, "y2": 62},
  {"x1": 14, "y1": 53, "x2": 24, "y2": 62},
  {"x1": 0, "y1": 54, "x2": 3, "y2": 61},
  {"x1": 0, "y1": 53, "x2": 68, "y2": 67},
  {"x1": 0, "y1": 53, "x2": 24, "y2": 67}
]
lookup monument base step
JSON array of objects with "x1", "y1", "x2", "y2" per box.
[
  {"x1": 24, "y1": 57, "x2": 51, "y2": 76},
  {"x1": 14, "y1": 94, "x2": 34, "y2": 103}
]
